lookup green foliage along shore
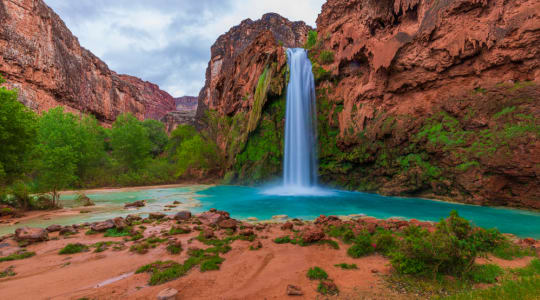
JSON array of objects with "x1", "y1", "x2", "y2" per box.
[{"x1": 0, "y1": 75, "x2": 220, "y2": 210}]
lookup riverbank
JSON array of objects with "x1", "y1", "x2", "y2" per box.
[{"x1": 0, "y1": 209, "x2": 538, "y2": 299}]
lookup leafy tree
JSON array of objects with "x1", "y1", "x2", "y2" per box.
[
  {"x1": 142, "y1": 119, "x2": 168, "y2": 157},
  {"x1": 110, "y1": 113, "x2": 152, "y2": 170},
  {"x1": 77, "y1": 115, "x2": 107, "y2": 180},
  {"x1": 35, "y1": 107, "x2": 81, "y2": 204},
  {"x1": 166, "y1": 125, "x2": 198, "y2": 157},
  {"x1": 0, "y1": 75, "x2": 37, "y2": 184},
  {"x1": 174, "y1": 134, "x2": 220, "y2": 177}
]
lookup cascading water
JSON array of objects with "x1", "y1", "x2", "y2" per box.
[
  {"x1": 264, "y1": 48, "x2": 332, "y2": 196},
  {"x1": 283, "y1": 48, "x2": 318, "y2": 188}
]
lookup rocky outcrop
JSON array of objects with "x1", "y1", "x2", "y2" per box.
[
  {"x1": 310, "y1": 0, "x2": 540, "y2": 208},
  {"x1": 197, "y1": 13, "x2": 311, "y2": 118},
  {"x1": 175, "y1": 96, "x2": 198, "y2": 111},
  {"x1": 0, "y1": 0, "x2": 176, "y2": 123}
]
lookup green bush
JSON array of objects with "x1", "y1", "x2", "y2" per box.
[
  {"x1": 274, "y1": 236, "x2": 292, "y2": 244},
  {"x1": 319, "y1": 50, "x2": 334, "y2": 64},
  {"x1": 103, "y1": 228, "x2": 130, "y2": 237},
  {"x1": 307, "y1": 266, "x2": 328, "y2": 280},
  {"x1": 59, "y1": 243, "x2": 88, "y2": 254},
  {"x1": 492, "y1": 242, "x2": 534, "y2": 260},
  {"x1": 347, "y1": 233, "x2": 375, "y2": 258},
  {"x1": 0, "y1": 250, "x2": 35, "y2": 262},
  {"x1": 373, "y1": 230, "x2": 397, "y2": 255},
  {"x1": 335, "y1": 263, "x2": 358, "y2": 270},
  {"x1": 166, "y1": 244, "x2": 182, "y2": 255},
  {"x1": 305, "y1": 30, "x2": 318, "y2": 49}
]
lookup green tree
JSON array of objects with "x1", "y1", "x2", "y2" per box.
[
  {"x1": 0, "y1": 75, "x2": 37, "y2": 184},
  {"x1": 166, "y1": 125, "x2": 198, "y2": 157},
  {"x1": 110, "y1": 113, "x2": 152, "y2": 170},
  {"x1": 77, "y1": 115, "x2": 107, "y2": 180},
  {"x1": 35, "y1": 107, "x2": 82, "y2": 204},
  {"x1": 174, "y1": 134, "x2": 220, "y2": 177},
  {"x1": 142, "y1": 119, "x2": 168, "y2": 157}
]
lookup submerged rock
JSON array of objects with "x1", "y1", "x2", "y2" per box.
[
  {"x1": 46, "y1": 224, "x2": 62, "y2": 232},
  {"x1": 14, "y1": 227, "x2": 48, "y2": 243},
  {"x1": 124, "y1": 200, "x2": 145, "y2": 209}
]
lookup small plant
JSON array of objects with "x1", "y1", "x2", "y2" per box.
[
  {"x1": 166, "y1": 244, "x2": 182, "y2": 255},
  {"x1": 491, "y1": 242, "x2": 534, "y2": 260},
  {"x1": 169, "y1": 226, "x2": 191, "y2": 235},
  {"x1": 512, "y1": 258, "x2": 540, "y2": 277},
  {"x1": 319, "y1": 50, "x2": 335, "y2": 64},
  {"x1": 307, "y1": 266, "x2": 328, "y2": 280},
  {"x1": 319, "y1": 239, "x2": 340, "y2": 249},
  {"x1": 347, "y1": 233, "x2": 375, "y2": 258},
  {"x1": 317, "y1": 280, "x2": 339, "y2": 295},
  {"x1": 200, "y1": 256, "x2": 225, "y2": 272},
  {"x1": 274, "y1": 236, "x2": 292, "y2": 244},
  {"x1": 0, "y1": 266, "x2": 16, "y2": 278},
  {"x1": 130, "y1": 242, "x2": 150, "y2": 254},
  {"x1": 104, "y1": 228, "x2": 130, "y2": 237},
  {"x1": 335, "y1": 263, "x2": 358, "y2": 270},
  {"x1": 85, "y1": 229, "x2": 99, "y2": 235},
  {"x1": 467, "y1": 264, "x2": 503, "y2": 283},
  {"x1": 136, "y1": 260, "x2": 185, "y2": 286},
  {"x1": 373, "y1": 230, "x2": 396, "y2": 255},
  {"x1": 59, "y1": 243, "x2": 88, "y2": 254},
  {"x1": 0, "y1": 250, "x2": 35, "y2": 262}
]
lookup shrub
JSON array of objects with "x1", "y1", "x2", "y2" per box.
[
  {"x1": 319, "y1": 50, "x2": 334, "y2": 64},
  {"x1": 373, "y1": 230, "x2": 397, "y2": 255},
  {"x1": 492, "y1": 242, "x2": 534, "y2": 260},
  {"x1": 327, "y1": 225, "x2": 355, "y2": 244},
  {"x1": 317, "y1": 280, "x2": 339, "y2": 295},
  {"x1": 512, "y1": 258, "x2": 540, "y2": 277},
  {"x1": 200, "y1": 256, "x2": 225, "y2": 272},
  {"x1": 347, "y1": 233, "x2": 375, "y2": 258},
  {"x1": 305, "y1": 30, "x2": 318, "y2": 49},
  {"x1": 166, "y1": 244, "x2": 182, "y2": 255},
  {"x1": 103, "y1": 228, "x2": 130, "y2": 237},
  {"x1": 307, "y1": 266, "x2": 328, "y2": 280},
  {"x1": 59, "y1": 243, "x2": 88, "y2": 254},
  {"x1": 130, "y1": 242, "x2": 150, "y2": 254}
]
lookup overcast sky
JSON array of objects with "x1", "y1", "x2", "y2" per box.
[{"x1": 44, "y1": 0, "x2": 325, "y2": 97}]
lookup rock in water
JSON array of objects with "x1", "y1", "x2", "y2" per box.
[
  {"x1": 124, "y1": 201, "x2": 145, "y2": 208},
  {"x1": 157, "y1": 288, "x2": 178, "y2": 300},
  {"x1": 46, "y1": 224, "x2": 62, "y2": 232},
  {"x1": 14, "y1": 227, "x2": 48, "y2": 243}
]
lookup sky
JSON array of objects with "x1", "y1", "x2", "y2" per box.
[{"x1": 44, "y1": 0, "x2": 326, "y2": 97}]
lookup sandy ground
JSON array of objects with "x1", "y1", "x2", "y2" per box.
[{"x1": 0, "y1": 214, "x2": 535, "y2": 300}]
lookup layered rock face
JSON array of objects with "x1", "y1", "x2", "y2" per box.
[
  {"x1": 197, "y1": 13, "x2": 311, "y2": 118},
  {"x1": 175, "y1": 96, "x2": 198, "y2": 111},
  {"x1": 195, "y1": 13, "x2": 311, "y2": 179},
  {"x1": 0, "y1": 0, "x2": 176, "y2": 123},
  {"x1": 310, "y1": 0, "x2": 539, "y2": 208}
]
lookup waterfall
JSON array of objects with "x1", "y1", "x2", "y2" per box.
[{"x1": 283, "y1": 48, "x2": 318, "y2": 188}]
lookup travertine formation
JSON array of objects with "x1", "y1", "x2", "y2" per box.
[{"x1": 0, "y1": 0, "x2": 176, "y2": 123}]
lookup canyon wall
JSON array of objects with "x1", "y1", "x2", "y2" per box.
[
  {"x1": 310, "y1": 0, "x2": 540, "y2": 208},
  {"x1": 0, "y1": 0, "x2": 176, "y2": 123},
  {"x1": 202, "y1": 1, "x2": 539, "y2": 208}
]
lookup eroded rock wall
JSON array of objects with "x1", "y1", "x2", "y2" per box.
[
  {"x1": 0, "y1": 0, "x2": 176, "y2": 123},
  {"x1": 311, "y1": 0, "x2": 540, "y2": 208}
]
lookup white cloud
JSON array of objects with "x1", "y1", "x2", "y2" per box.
[{"x1": 44, "y1": 0, "x2": 326, "y2": 96}]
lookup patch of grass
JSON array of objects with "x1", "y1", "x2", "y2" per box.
[
  {"x1": 492, "y1": 243, "x2": 534, "y2": 260},
  {"x1": 59, "y1": 243, "x2": 88, "y2": 255},
  {"x1": 0, "y1": 250, "x2": 35, "y2": 262},
  {"x1": 317, "y1": 280, "x2": 339, "y2": 295},
  {"x1": 274, "y1": 236, "x2": 292, "y2": 244},
  {"x1": 327, "y1": 224, "x2": 355, "y2": 244},
  {"x1": 319, "y1": 50, "x2": 335, "y2": 64},
  {"x1": 85, "y1": 229, "x2": 99, "y2": 235},
  {"x1": 91, "y1": 241, "x2": 116, "y2": 253},
  {"x1": 307, "y1": 266, "x2": 328, "y2": 280},
  {"x1": 130, "y1": 242, "x2": 150, "y2": 254},
  {"x1": 335, "y1": 263, "x2": 358, "y2": 270},
  {"x1": 494, "y1": 106, "x2": 516, "y2": 119},
  {"x1": 136, "y1": 260, "x2": 186, "y2": 286},
  {"x1": 387, "y1": 273, "x2": 471, "y2": 298},
  {"x1": 512, "y1": 258, "x2": 540, "y2": 277},
  {"x1": 318, "y1": 239, "x2": 340, "y2": 249},
  {"x1": 467, "y1": 264, "x2": 503, "y2": 283},
  {"x1": 166, "y1": 244, "x2": 182, "y2": 255},
  {"x1": 169, "y1": 226, "x2": 191, "y2": 235},
  {"x1": 0, "y1": 266, "x2": 16, "y2": 278},
  {"x1": 103, "y1": 228, "x2": 130, "y2": 237},
  {"x1": 439, "y1": 276, "x2": 540, "y2": 300},
  {"x1": 200, "y1": 255, "x2": 225, "y2": 272}
]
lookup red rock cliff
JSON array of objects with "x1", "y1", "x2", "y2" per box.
[
  {"x1": 310, "y1": 0, "x2": 539, "y2": 208},
  {"x1": 197, "y1": 13, "x2": 312, "y2": 118},
  {"x1": 0, "y1": 0, "x2": 176, "y2": 123}
]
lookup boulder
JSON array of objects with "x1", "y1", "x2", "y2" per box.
[
  {"x1": 14, "y1": 227, "x2": 48, "y2": 243},
  {"x1": 113, "y1": 217, "x2": 126, "y2": 229},
  {"x1": 198, "y1": 211, "x2": 226, "y2": 225},
  {"x1": 46, "y1": 224, "x2": 62, "y2": 232},
  {"x1": 300, "y1": 227, "x2": 325, "y2": 243},
  {"x1": 149, "y1": 212, "x2": 166, "y2": 220},
  {"x1": 173, "y1": 200, "x2": 181, "y2": 204},
  {"x1": 91, "y1": 220, "x2": 115, "y2": 232},
  {"x1": 59, "y1": 226, "x2": 78, "y2": 235},
  {"x1": 286, "y1": 284, "x2": 303, "y2": 296},
  {"x1": 174, "y1": 211, "x2": 192, "y2": 221},
  {"x1": 218, "y1": 219, "x2": 238, "y2": 230},
  {"x1": 281, "y1": 222, "x2": 294, "y2": 231},
  {"x1": 124, "y1": 200, "x2": 145, "y2": 209},
  {"x1": 157, "y1": 287, "x2": 178, "y2": 300},
  {"x1": 240, "y1": 229, "x2": 254, "y2": 236},
  {"x1": 126, "y1": 214, "x2": 142, "y2": 223}
]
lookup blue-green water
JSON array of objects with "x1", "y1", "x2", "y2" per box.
[
  {"x1": 1, "y1": 185, "x2": 539, "y2": 238},
  {"x1": 197, "y1": 185, "x2": 540, "y2": 238}
]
